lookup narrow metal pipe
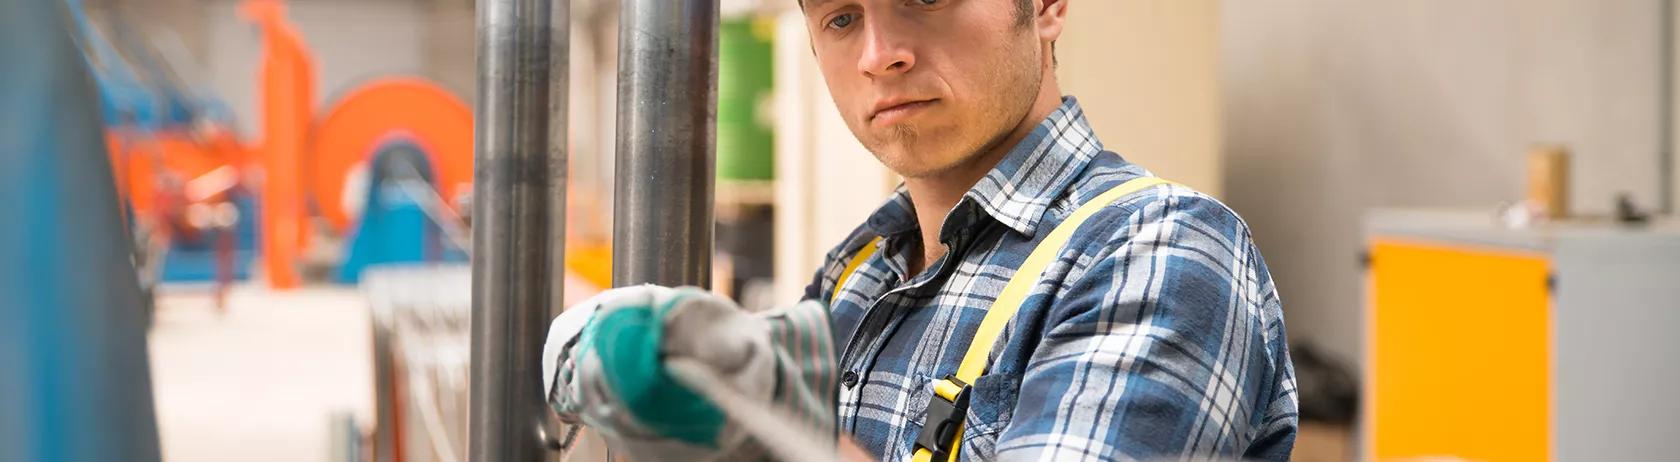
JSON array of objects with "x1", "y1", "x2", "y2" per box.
[
  {"x1": 468, "y1": 0, "x2": 568, "y2": 460},
  {"x1": 369, "y1": 314, "x2": 397, "y2": 462},
  {"x1": 1661, "y1": 0, "x2": 1675, "y2": 214},
  {"x1": 614, "y1": 0, "x2": 721, "y2": 288}
]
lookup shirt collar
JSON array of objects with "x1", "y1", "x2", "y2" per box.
[
  {"x1": 864, "y1": 186, "x2": 919, "y2": 238},
  {"x1": 863, "y1": 96, "x2": 1107, "y2": 239}
]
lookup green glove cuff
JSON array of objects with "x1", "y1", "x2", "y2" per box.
[{"x1": 582, "y1": 296, "x2": 725, "y2": 446}]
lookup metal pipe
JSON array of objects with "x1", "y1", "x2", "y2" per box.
[
  {"x1": 1661, "y1": 0, "x2": 1675, "y2": 214},
  {"x1": 614, "y1": 0, "x2": 721, "y2": 288},
  {"x1": 369, "y1": 309, "x2": 398, "y2": 462},
  {"x1": 468, "y1": 0, "x2": 568, "y2": 460}
]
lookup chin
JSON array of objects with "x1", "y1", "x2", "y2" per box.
[
  {"x1": 874, "y1": 149, "x2": 967, "y2": 179},
  {"x1": 866, "y1": 142, "x2": 961, "y2": 179}
]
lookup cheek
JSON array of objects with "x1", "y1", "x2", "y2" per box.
[
  {"x1": 951, "y1": 41, "x2": 1037, "y2": 106},
  {"x1": 815, "y1": 59, "x2": 867, "y2": 118}
]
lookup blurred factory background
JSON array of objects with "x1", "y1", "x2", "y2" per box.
[{"x1": 3, "y1": 0, "x2": 1678, "y2": 461}]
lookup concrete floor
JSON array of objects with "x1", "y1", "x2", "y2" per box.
[{"x1": 148, "y1": 285, "x2": 373, "y2": 462}]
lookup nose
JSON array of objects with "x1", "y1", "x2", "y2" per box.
[{"x1": 857, "y1": 19, "x2": 915, "y2": 78}]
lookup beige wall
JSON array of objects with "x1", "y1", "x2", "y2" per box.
[
  {"x1": 421, "y1": 0, "x2": 477, "y2": 100},
  {"x1": 1060, "y1": 0, "x2": 1223, "y2": 196},
  {"x1": 107, "y1": 0, "x2": 210, "y2": 79},
  {"x1": 1223, "y1": 0, "x2": 1666, "y2": 363}
]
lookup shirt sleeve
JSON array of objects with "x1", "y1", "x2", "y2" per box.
[
  {"x1": 993, "y1": 191, "x2": 1298, "y2": 461},
  {"x1": 759, "y1": 299, "x2": 843, "y2": 444}
]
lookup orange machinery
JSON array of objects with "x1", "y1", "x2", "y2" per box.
[
  {"x1": 243, "y1": 0, "x2": 472, "y2": 289},
  {"x1": 110, "y1": 0, "x2": 473, "y2": 290}
]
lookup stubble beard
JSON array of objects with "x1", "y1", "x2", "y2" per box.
[{"x1": 886, "y1": 40, "x2": 1045, "y2": 180}]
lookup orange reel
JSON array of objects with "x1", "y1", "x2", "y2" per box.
[{"x1": 309, "y1": 78, "x2": 473, "y2": 235}]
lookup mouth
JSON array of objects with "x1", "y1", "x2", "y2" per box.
[{"x1": 868, "y1": 98, "x2": 938, "y2": 126}]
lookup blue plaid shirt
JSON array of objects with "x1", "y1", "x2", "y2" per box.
[{"x1": 802, "y1": 97, "x2": 1298, "y2": 461}]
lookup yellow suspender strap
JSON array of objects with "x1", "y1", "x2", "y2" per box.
[
  {"x1": 953, "y1": 175, "x2": 1174, "y2": 382},
  {"x1": 910, "y1": 176, "x2": 1173, "y2": 462},
  {"x1": 831, "y1": 236, "x2": 884, "y2": 307}
]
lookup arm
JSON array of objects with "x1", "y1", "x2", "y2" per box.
[{"x1": 994, "y1": 195, "x2": 1298, "y2": 461}]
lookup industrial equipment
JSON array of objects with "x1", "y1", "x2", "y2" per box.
[
  {"x1": 70, "y1": 0, "x2": 254, "y2": 311},
  {"x1": 81, "y1": 0, "x2": 476, "y2": 301},
  {"x1": 1365, "y1": 208, "x2": 1680, "y2": 461},
  {"x1": 240, "y1": 0, "x2": 478, "y2": 288}
]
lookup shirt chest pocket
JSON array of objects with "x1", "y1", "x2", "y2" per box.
[{"x1": 906, "y1": 372, "x2": 1019, "y2": 460}]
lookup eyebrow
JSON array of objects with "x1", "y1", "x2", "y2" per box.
[{"x1": 803, "y1": 0, "x2": 837, "y2": 12}]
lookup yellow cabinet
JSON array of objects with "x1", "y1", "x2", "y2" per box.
[
  {"x1": 1367, "y1": 239, "x2": 1551, "y2": 462},
  {"x1": 1365, "y1": 208, "x2": 1680, "y2": 461}
]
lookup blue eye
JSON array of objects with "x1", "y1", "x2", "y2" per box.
[{"x1": 827, "y1": 13, "x2": 855, "y2": 30}]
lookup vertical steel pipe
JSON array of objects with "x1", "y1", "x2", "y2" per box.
[
  {"x1": 1662, "y1": 0, "x2": 1675, "y2": 214},
  {"x1": 613, "y1": 0, "x2": 721, "y2": 288},
  {"x1": 369, "y1": 312, "x2": 397, "y2": 462},
  {"x1": 469, "y1": 0, "x2": 568, "y2": 460}
]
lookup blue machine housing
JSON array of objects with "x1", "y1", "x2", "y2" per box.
[{"x1": 338, "y1": 140, "x2": 468, "y2": 283}]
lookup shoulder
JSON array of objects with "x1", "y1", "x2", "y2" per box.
[
  {"x1": 1039, "y1": 152, "x2": 1280, "y2": 330},
  {"x1": 1052, "y1": 152, "x2": 1255, "y2": 260},
  {"x1": 1038, "y1": 153, "x2": 1293, "y2": 394}
]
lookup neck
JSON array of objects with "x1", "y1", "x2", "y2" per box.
[
  {"x1": 902, "y1": 158, "x2": 993, "y2": 274},
  {"x1": 903, "y1": 84, "x2": 1064, "y2": 275}
]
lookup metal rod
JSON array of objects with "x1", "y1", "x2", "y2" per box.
[
  {"x1": 468, "y1": 0, "x2": 568, "y2": 460},
  {"x1": 1662, "y1": 0, "x2": 1675, "y2": 214},
  {"x1": 369, "y1": 306, "x2": 398, "y2": 462},
  {"x1": 613, "y1": 0, "x2": 721, "y2": 288}
]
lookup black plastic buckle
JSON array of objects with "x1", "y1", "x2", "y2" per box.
[{"x1": 914, "y1": 376, "x2": 971, "y2": 462}]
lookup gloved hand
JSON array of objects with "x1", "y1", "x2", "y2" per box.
[{"x1": 543, "y1": 285, "x2": 832, "y2": 461}]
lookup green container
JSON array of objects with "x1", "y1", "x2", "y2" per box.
[{"x1": 717, "y1": 17, "x2": 775, "y2": 182}]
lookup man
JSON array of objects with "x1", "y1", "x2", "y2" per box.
[{"x1": 544, "y1": 0, "x2": 1297, "y2": 460}]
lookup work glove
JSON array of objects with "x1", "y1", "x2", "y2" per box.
[{"x1": 542, "y1": 285, "x2": 838, "y2": 461}]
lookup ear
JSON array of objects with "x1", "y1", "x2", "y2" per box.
[{"x1": 1035, "y1": 0, "x2": 1069, "y2": 44}]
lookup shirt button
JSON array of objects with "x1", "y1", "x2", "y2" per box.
[{"x1": 842, "y1": 370, "x2": 860, "y2": 388}]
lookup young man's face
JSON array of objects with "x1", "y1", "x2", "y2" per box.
[{"x1": 803, "y1": 0, "x2": 1050, "y2": 179}]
